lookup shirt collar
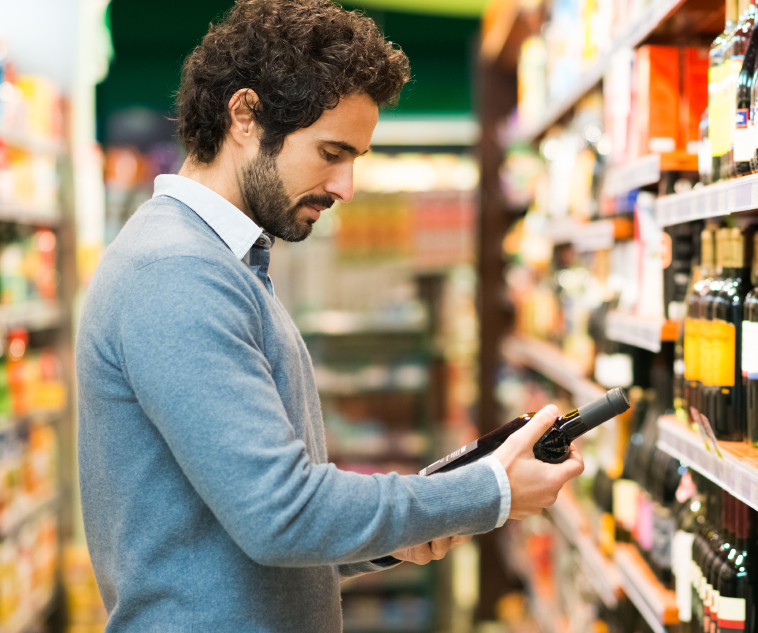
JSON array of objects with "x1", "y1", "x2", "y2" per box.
[{"x1": 152, "y1": 174, "x2": 263, "y2": 261}]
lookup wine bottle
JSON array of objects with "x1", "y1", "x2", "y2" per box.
[
  {"x1": 701, "y1": 229, "x2": 729, "y2": 438},
  {"x1": 685, "y1": 228, "x2": 716, "y2": 427},
  {"x1": 418, "y1": 388, "x2": 630, "y2": 477},
  {"x1": 712, "y1": 228, "x2": 749, "y2": 442},
  {"x1": 716, "y1": 499, "x2": 753, "y2": 633},
  {"x1": 734, "y1": 0, "x2": 758, "y2": 176},
  {"x1": 744, "y1": 233, "x2": 758, "y2": 447},
  {"x1": 723, "y1": 0, "x2": 752, "y2": 180},
  {"x1": 708, "y1": 493, "x2": 736, "y2": 633},
  {"x1": 712, "y1": 0, "x2": 740, "y2": 181}
]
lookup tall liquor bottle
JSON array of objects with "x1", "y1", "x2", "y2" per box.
[
  {"x1": 685, "y1": 229, "x2": 716, "y2": 426},
  {"x1": 701, "y1": 229, "x2": 729, "y2": 435},
  {"x1": 712, "y1": 0, "x2": 741, "y2": 180},
  {"x1": 716, "y1": 499, "x2": 754, "y2": 633},
  {"x1": 708, "y1": 494, "x2": 736, "y2": 633},
  {"x1": 692, "y1": 479, "x2": 718, "y2": 632},
  {"x1": 743, "y1": 232, "x2": 758, "y2": 446},
  {"x1": 711, "y1": 228, "x2": 749, "y2": 442},
  {"x1": 703, "y1": 493, "x2": 734, "y2": 633},
  {"x1": 734, "y1": 0, "x2": 758, "y2": 176}
]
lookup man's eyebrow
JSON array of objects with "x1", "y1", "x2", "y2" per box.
[{"x1": 322, "y1": 140, "x2": 370, "y2": 157}]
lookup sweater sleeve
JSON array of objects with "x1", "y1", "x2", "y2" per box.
[{"x1": 120, "y1": 257, "x2": 501, "y2": 567}]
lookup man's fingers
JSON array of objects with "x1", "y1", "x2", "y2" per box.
[
  {"x1": 451, "y1": 534, "x2": 472, "y2": 547},
  {"x1": 510, "y1": 404, "x2": 559, "y2": 446},
  {"x1": 429, "y1": 537, "x2": 452, "y2": 559},
  {"x1": 554, "y1": 449, "x2": 584, "y2": 482}
]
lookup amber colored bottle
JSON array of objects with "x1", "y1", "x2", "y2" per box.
[{"x1": 685, "y1": 229, "x2": 716, "y2": 427}]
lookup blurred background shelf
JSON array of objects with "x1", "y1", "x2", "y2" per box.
[
  {"x1": 604, "y1": 312, "x2": 679, "y2": 353},
  {"x1": 614, "y1": 544, "x2": 678, "y2": 633}
]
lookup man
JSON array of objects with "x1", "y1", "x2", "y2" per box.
[{"x1": 76, "y1": 1, "x2": 584, "y2": 631}]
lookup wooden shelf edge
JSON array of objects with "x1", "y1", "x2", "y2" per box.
[{"x1": 614, "y1": 543, "x2": 679, "y2": 629}]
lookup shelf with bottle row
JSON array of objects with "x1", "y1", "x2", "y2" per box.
[
  {"x1": 297, "y1": 309, "x2": 428, "y2": 336},
  {"x1": 498, "y1": 527, "x2": 570, "y2": 633},
  {"x1": 0, "y1": 492, "x2": 57, "y2": 539},
  {"x1": 501, "y1": 335, "x2": 605, "y2": 407},
  {"x1": 604, "y1": 312, "x2": 679, "y2": 353},
  {"x1": 546, "y1": 216, "x2": 634, "y2": 252},
  {"x1": 0, "y1": 127, "x2": 64, "y2": 156},
  {"x1": 0, "y1": 204, "x2": 61, "y2": 227},
  {"x1": 614, "y1": 543, "x2": 679, "y2": 633},
  {"x1": 546, "y1": 490, "x2": 622, "y2": 610},
  {"x1": 4, "y1": 586, "x2": 56, "y2": 633},
  {"x1": 503, "y1": 0, "x2": 687, "y2": 146},
  {"x1": 602, "y1": 153, "x2": 699, "y2": 199},
  {"x1": 0, "y1": 300, "x2": 62, "y2": 332},
  {"x1": 655, "y1": 171, "x2": 758, "y2": 227},
  {"x1": 657, "y1": 414, "x2": 758, "y2": 510}
]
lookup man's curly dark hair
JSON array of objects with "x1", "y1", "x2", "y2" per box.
[{"x1": 176, "y1": 0, "x2": 410, "y2": 163}]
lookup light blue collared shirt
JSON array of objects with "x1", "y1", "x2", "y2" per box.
[{"x1": 152, "y1": 173, "x2": 510, "y2": 527}]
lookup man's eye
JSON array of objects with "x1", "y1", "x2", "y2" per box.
[{"x1": 322, "y1": 150, "x2": 339, "y2": 162}]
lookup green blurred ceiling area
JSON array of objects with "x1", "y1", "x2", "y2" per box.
[{"x1": 96, "y1": 0, "x2": 481, "y2": 145}]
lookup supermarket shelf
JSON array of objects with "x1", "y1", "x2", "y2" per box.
[
  {"x1": 503, "y1": 0, "x2": 686, "y2": 145},
  {"x1": 3, "y1": 586, "x2": 56, "y2": 633},
  {"x1": 501, "y1": 335, "x2": 605, "y2": 407},
  {"x1": 298, "y1": 309, "x2": 428, "y2": 335},
  {"x1": 0, "y1": 204, "x2": 61, "y2": 226},
  {"x1": 498, "y1": 528, "x2": 569, "y2": 633},
  {"x1": 655, "y1": 172, "x2": 758, "y2": 227},
  {"x1": 0, "y1": 127, "x2": 63, "y2": 155},
  {"x1": 614, "y1": 543, "x2": 679, "y2": 633},
  {"x1": 602, "y1": 153, "x2": 698, "y2": 198},
  {"x1": 0, "y1": 493, "x2": 58, "y2": 538},
  {"x1": 604, "y1": 312, "x2": 679, "y2": 353},
  {"x1": 546, "y1": 491, "x2": 622, "y2": 609},
  {"x1": 0, "y1": 301, "x2": 62, "y2": 331},
  {"x1": 657, "y1": 414, "x2": 758, "y2": 510},
  {"x1": 546, "y1": 216, "x2": 634, "y2": 251}
]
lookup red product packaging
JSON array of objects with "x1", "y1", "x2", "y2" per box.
[
  {"x1": 634, "y1": 45, "x2": 680, "y2": 157},
  {"x1": 681, "y1": 47, "x2": 709, "y2": 153}
]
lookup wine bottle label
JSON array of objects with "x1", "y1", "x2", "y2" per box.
[
  {"x1": 702, "y1": 320, "x2": 716, "y2": 386},
  {"x1": 673, "y1": 531, "x2": 694, "y2": 622},
  {"x1": 711, "y1": 589, "x2": 720, "y2": 630},
  {"x1": 735, "y1": 109, "x2": 752, "y2": 161},
  {"x1": 685, "y1": 317, "x2": 700, "y2": 381},
  {"x1": 742, "y1": 320, "x2": 758, "y2": 379},
  {"x1": 719, "y1": 596, "x2": 747, "y2": 630},
  {"x1": 712, "y1": 320, "x2": 736, "y2": 387}
]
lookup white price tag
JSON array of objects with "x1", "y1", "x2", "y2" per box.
[
  {"x1": 735, "y1": 468, "x2": 743, "y2": 497},
  {"x1": 719, "y1": 189, "x2": 728, "y2": 212},
  {"x1": 706, "y1": 192, "x2": 714, "y2": 215},
  {"x1": 728, "y1": 187, "x2": 737, "y2": 210},
  {"x1": 751, "y1": 182, "x2": 758, "y2": 208}
]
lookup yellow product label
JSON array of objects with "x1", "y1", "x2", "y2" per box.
[
  {"x1": 684, "y1": 317, "x2": 700, "y2": 381},
  {"x1": 701, "y1": 320, "x2": 715, "y2": 386},
  {"x1": 710, "y1": 65, "x2": 728, "y2": 156},
  {"x1": 712, "y1": 320, "x2": 736, "y2": 387}
]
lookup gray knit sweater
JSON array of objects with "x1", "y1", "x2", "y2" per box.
[{"x1": 76, "y1": 193, "x2": 501, "y2": 632}]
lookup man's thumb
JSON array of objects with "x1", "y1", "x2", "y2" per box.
[{"x1": 512, "y1": 404, "x2": 559, "y2": 447}]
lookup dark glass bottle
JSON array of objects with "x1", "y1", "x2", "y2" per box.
[
  {"x1": 419, "y1": 388, "x2": 630, "y2": 476},
  {"x1": 744, "y1": 232, "x2": 758, "y2": 446},
  {"x1": 701, "y1": 229, "x2": 729, "y2": 438},
  {"x1": 716, "y1": 499, "x2": 754, "y2": 633},
  {"x1": 692, "y1": 478, "x2": 716, "y2": 633},
  {"x1": 673, "y1": 471, "x2": 705, "y2": 633},
  {"x1": 712, "y1": 228, "x2": 749, "y2": 442},
  {"x1": 712, "y1": 0, "x2": 740, "y2": 181},
  {"x1": 686, "y1": 229, "x2": 716, "y2": 427},
  {"x1": 651, "y1": 452, "x2": 682, "y2": 587},
  {"x1": 708, "y1": 494, "x2": 736, "y2": 633},
  {"x1": 702, "y1": 492, "x2": 729, "y2": 633},
  {"x1": 734, "y1": 1, "x2": 758, "y2": 176}
]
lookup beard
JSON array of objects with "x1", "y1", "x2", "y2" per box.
[{"x1": 240, "y1": 149, "x2": 333, "y2": 243}]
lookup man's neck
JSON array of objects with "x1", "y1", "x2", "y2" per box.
[{"x1": 177, "y1": 156, "x2": 257, "y2": 223}]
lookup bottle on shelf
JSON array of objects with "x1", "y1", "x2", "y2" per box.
[
  {"x1": 707, "y1": 493, "x2": 735, "y2": 633},
  {"x1": 672, "y1": 471, "x2": 704, "y2": 633},
  {"x1": 419, "y1": 388, "x2": 630, "y2": 475},
  {"x1": 711, "y1": 228, "x2": 749, "y2": 442},
  {"x1": 684, "y1": 228, "x2": 716, "y2": 428},
  {"x1": 650, "y1": 450, "x2": 683, "y2": 588},
  {"x1": 734, "y1": 0, "x2": 758, "y2": 176},
  {"x1": 743, "y1": 232, "x2": 758, "y2": 446},
  {"x1": 716, "y1": 498, "x2": 755, "y2": 633},
  {"x1": 700, "y1": 109, "x2": 712, "y2": 185},
  {"x1": 700, "y1": 229, "x2": 728, "y2": 436},
  {"x1": 711, "y1": 0, "x2": 741, "y2": 181}
]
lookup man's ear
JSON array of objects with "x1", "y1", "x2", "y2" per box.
[{"x1": 228, "y1": 88, "x2": 260, "y2": 149}]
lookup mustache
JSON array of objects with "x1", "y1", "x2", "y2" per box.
[{"x1": 297, "y1": 194, "x2": 335, "y2": 210}]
